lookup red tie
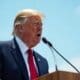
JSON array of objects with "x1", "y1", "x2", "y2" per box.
[{"x1": 28, "y1": 49, "x2": 38, "y2": 80}]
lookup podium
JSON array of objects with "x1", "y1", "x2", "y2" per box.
[{"x1": 36, "y1": 71, "x2": 80, "y2": 80}]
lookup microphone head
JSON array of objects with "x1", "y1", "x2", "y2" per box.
[
  {"x1": 42, "y1": 37, "x2": 53, "y2": 47},
  {"x1": 42, "y1": 37, "x2": 48, "y2": 44}
]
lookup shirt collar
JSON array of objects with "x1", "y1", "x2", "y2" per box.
[{"x1": 15, "y1": 36, "x2": 28, "y2": 54}]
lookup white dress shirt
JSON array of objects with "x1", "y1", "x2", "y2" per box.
[{"x1": 15, "y1": 36, "x2": 38, "y2": 80}]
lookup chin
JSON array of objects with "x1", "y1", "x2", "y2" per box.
[{"x1": 32, "y1": 41, "x2": 40, "y2": 48}]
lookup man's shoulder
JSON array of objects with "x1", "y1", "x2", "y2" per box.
[{"x1": 0, "y1": 39, "x2": 13, "y2": 48}]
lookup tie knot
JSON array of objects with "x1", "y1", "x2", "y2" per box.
[
  {"x1": 27, "y1": 49, "x2": 32, "y2": 53},
  {"x1": 27, "y1": 49, "x2": 33, "y2": 58}
]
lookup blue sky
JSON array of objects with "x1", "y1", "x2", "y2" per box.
[{"x1": 0, "y1": 0, "x2": 80, "y2": 73}]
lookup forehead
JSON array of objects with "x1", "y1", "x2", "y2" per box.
[{"x1": 27, "y1": 15, "x2": 42, "y2": 22}]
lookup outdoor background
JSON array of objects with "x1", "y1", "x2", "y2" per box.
[{"x1": 0, "y1": 0, "x2": 80, "y2": 73}]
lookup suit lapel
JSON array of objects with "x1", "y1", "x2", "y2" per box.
[
  {"x1": 33, "y1": 51, "x2": 43, "y2": 76},
  {"x1": 33, "y1": 51, "x2": 49, "y2": 77},
  {"x1": 10, "y1": 38, "x2": 29, "y2": 80}
]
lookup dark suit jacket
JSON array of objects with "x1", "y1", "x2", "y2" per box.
[{"x1": 0, "y1": 38, "x2": 49, "y2": 80}]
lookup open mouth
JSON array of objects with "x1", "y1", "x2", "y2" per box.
[{"x1": 37, "y1": 33, "x2": 41, "y2": 37}]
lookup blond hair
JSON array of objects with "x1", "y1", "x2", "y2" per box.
[
  {"x1": 14, "y1": 9, "x2": 44, "y2": 26},
  {"x1": 13, "y1": 9, "x2": 44, "y2": 35}
]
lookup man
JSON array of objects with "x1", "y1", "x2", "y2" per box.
[{"x1": 0, "y1": 9, "x2": 49, "y2": 80}]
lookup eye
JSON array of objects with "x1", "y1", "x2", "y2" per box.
[{"x1": 33, "y1": 22, "x2": 42, "y2": 26}]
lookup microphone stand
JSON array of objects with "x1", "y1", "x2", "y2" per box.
[{"x1": 51, "y1": 45, "x2": 80, "y2": 73}]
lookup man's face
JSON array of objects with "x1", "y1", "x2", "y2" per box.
[{"x1": 21, "y1": 15, "x2": 42, "y2": 48}]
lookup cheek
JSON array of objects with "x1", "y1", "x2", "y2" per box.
[
  {"x1": 24, "y1": 29, "x2": 34, "y2": 39},
  {"x1": 23, "y1": 25, "x2": 37, "y2": 38},
  {"x1": 30, "y1": 27, "x2": 36, "y2": 35},
  {"x1": 24, "y1": 26, "x2": 31, "y2": 34}
]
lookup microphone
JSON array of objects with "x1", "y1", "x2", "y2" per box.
[{"x1": 42, "y1": 37, "x2": 80, "y2": 73}]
